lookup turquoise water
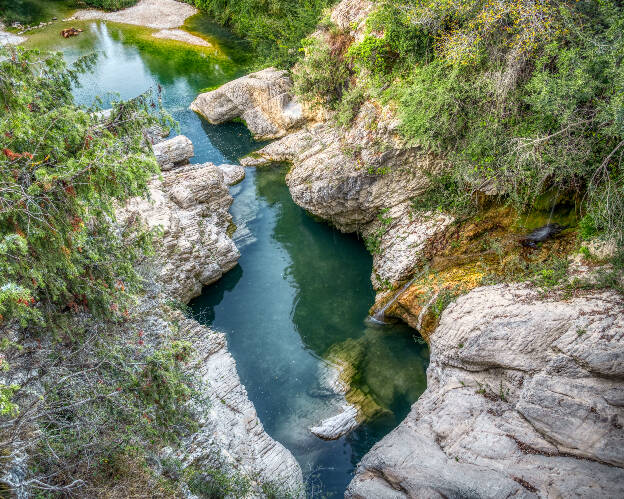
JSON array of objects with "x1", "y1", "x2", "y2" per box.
[{"x1": 28, "y1": 17, "x2": 429, "y2": 497}]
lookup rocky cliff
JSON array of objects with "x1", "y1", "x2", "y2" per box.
[
  {"x1": 128, "y1": 136, "x2": 304, "y2": 494},
  {"x1": 347, "y1": 283, "x2": 624, "y2": 497},
  {"x1": 188, "y1": 0, "x2": 624, "y2": 494}
]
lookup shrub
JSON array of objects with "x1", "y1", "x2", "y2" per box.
[
  {"x1": 293, "y1": 33, "x2": 351, "y2": 109},
  {"x1": 0, "y1": 47, "x2": 171, "y2": 329},
  {"x1": 184, "y1": 0, "x2": 333, "y2": 67}
]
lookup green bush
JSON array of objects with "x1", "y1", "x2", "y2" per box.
[
  {"x1": 184, "y1": 0, "x2": 333, "y2": 67},
  {"x1": 0, "y1": 47, "x2": 170, "y2": 329},
  {"x1": 293, "y1": 33, "x2": 351, "y2": 109},
  {"x1": 357, "y1": 0, "x2": 624, "y2": 255}
]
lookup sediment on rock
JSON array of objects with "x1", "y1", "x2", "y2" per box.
[{"x1": 347, "y1": 283, "x2": 624, "y2": 498}]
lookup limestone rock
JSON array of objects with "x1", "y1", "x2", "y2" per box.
[
  {"x1": 190, "y1": 68, "x2": 305, "y2": 140},
  {"x1": 74, "y1": 0, "x2": 197, "y2": 29},
  {"x1": 331, "y1": 0, "x2": 375, "y2": 37},
  {"x1": 0, "y1": 23, "x2": 25, "y2": 46},
  {"x1": 153, "y1": 135, "x2": 194, "y2": 170},
  {"x1": 242, "y1": 102, "x2": 449, "y2": 290},
  {"x1": 120, "y1": 162, "x2": 239, "y2": 303},
  {"x1": 217, "y1": 163, "x2": 246, "y2": 186},
  {"x1": 347, "y1": 284, "x2": 624, "y2": 498},
  {"x1": 310, "y1": 404, "x2": 359, "y2": 440}
]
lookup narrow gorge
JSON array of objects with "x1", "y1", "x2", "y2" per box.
[{"x1": 0, "y1": 0, "x2": 622, "y2": 497}]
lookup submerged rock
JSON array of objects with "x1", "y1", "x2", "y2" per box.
[
  {"x1": 310, "y1": 404, "x2": 359, "y2": 440},
  {"x1": 190, "y1": 68, "x2": 305, "y2": 140},
  {"x1": 169, "y1": 311, "x2": 304, "y2": 495},
  {"x1": 347, "y1": 283, "x2": 624, "y2": 498}
]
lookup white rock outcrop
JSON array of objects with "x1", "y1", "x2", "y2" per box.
[
  {"x1": 216, "y1": 163, "x2": 246, "y2": 186},
  {"x1": 241, "y1": 102, "x2": 449, "y2": 290},
  {"x1": 190, "y1": 68, "x2": 305, "y2": 140},
  {"x1": 74, "y1": 0, "x2": 197, "y2": 29},
  {"x1": 121, "y1": 161, "x2": 239, "y2": 303},
  {"x1": 347, "y1": 284, "x2": 624, "y2": 498},
  {"x1": 310, "y1": 404, "x2": 359, "y2": 440},
  {"x1": 153, "y1": 134, "x2": 194, "y2": 171},
  {"x1": 0, "y1": 23, "x2": 25, "y2": 46}
]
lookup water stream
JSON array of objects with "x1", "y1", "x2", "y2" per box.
[{"x1": 26, "y1": 16, "x2": 429, "y2": 497}]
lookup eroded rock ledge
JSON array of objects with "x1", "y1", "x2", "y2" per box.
[
  {"x1": 347, "y1": 284, "x2": 624, "y2": 498},
  {"x1": 190, "y1": 68, "x2": 305, "y2": 141}
]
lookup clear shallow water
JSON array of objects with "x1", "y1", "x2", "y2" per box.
[
  {"x1": 192, "y1": 165, "x2": 429, "y2": 495},
  {"x1": 27, "y1": 17, "x2": 429, "y2": 497}
]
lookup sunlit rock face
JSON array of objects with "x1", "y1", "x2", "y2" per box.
[
  {"x1": 190, "y1": 68, "x2": 305, "y2": 141},
  {"x1": 347, "y1": 283, "x2": 624, "y2": 498},
  {"x1": 120, "y1": 159, "x2": 239, "y2": 303}
]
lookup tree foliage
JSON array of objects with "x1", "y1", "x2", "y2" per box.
[
  {"x1": 306, "y1": 0, "x2": 624, "y2": 251},
  {"x1": 0, "y1": 47, "x2": 169, "y2": 329},
  {"x1": 183, "y1": 0, "x2": 334, "y2": 67}
]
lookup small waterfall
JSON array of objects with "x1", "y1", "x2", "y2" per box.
[{"x1": 370, "y1": 275, "x2": 419, "y2": 324}]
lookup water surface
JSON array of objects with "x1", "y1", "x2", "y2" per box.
[{"x1": 27, "y1": 17, "x2": 429, "y2": 497}]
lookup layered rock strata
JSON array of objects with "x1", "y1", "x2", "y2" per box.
[
  {"x1": 347, "y1": 284, "x2": 624, "y2": 498},
  {"x1": 121, "y1": 159, "x2": 239, "y2": 303},
  {"x1": 157, "y1": 308, "x2": 304, "y2": 495},
  {"x1": 190, "y1": 68, "x2": 305, "y2": 141}
]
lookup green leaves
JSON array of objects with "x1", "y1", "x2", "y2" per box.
[{"x1": 0, "y1": 47, "x2": 167, "y2": 329}]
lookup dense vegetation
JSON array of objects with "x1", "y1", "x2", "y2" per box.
[
  {"x1": 0, "y1": 47, "x2": 165, "y2": 328},
  {"x1": 294, "y1": 0, "x2": 624, "y2": 258},
  {"x1": 0, "y1": 46, "x2": 198, "y2": 495},
  {"x1": 183, "y1": 0, "x2": 335, "y2": 66}
]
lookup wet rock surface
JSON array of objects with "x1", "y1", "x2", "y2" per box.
[
  {"x1": 347, "y1": 284, "x2": 624, "y2": 498},
  {"x1": 164, "y1": 311, "x2": 304, "y2": 495},
  {"x1": 190, "y1": 68, "x2": 305, "y2": 140}
]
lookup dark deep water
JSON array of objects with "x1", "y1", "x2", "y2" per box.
[{"x1": 28, "y1": 17, "x2": 429, "y2": 497}]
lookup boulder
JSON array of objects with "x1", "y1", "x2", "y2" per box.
[
  {"x1": 190, "y1": 68, "x2": 305, "y2": 140},
  {"x1": 153, "y1": 135, "x2": 194, "y2": 170},
  {"x1": 217, "y1": 163, "x2": 246, "y2": 186}
]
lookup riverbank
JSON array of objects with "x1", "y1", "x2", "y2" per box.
[{"x1": 0, "y1": 23, "x2": 25, "y2": 45}]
